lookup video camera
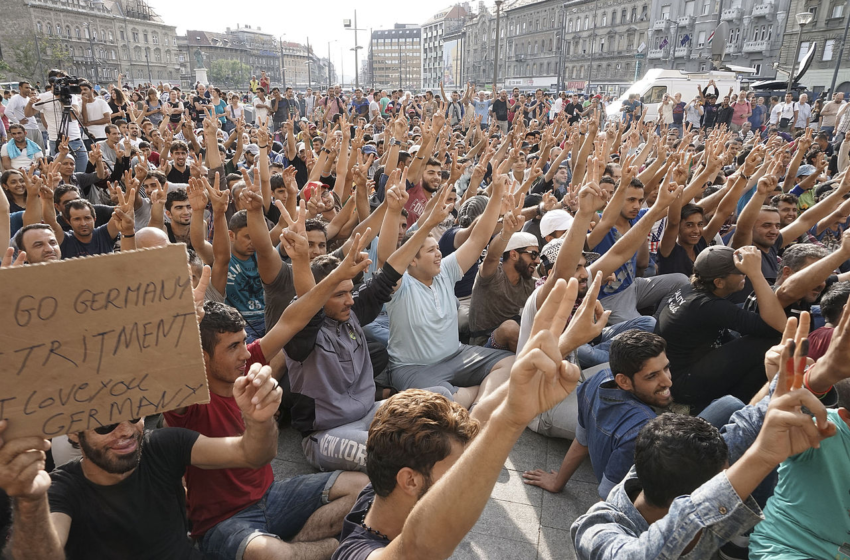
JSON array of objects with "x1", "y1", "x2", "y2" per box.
[{"x1": 49, "y1": 75, "x2": 82, "y2": 105}]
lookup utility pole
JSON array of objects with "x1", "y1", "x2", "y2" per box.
[
  {"x1": 493, "y1": 0, "x2": 503, "y2": 92},
  {"x1": 370, "y1": 28, "x2": 375, "y2": 92},
  {"x1": 586, "y1": 0, "x2": 600, "y2": 94},
  {"x1": 830, "y1": 0, "x2": 850, "y2": 94},
  {"x1": 327, "y1": 41, "x2": 332, "y2": 87},
  {"x1": 279, "y1": 37, "x2": 286, "y2": 89},
  {"x1": 85, "y1": 24, "x2": 99, "y2": 85},
  {"x1": 307, "y1": 37, "x2": 312, "y2": 90},
  {"x1": 144, "y1": 50, "x2": 152, "y2": 84},
  {"x1": 343, "y1": 12, "x2": 366, "y2": 89}
]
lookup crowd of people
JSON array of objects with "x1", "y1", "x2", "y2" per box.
[{"x1": 1, "y1": 68, "x2": 850, "y2": 560}]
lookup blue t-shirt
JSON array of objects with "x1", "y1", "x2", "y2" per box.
[
  {"x1": 350, "y1": 98, "x2": 369, "y2": 118},
  {"x1": 387, "y1": 253, "x2": 462, "y2": 367},
  {"x1": 226, "y1": 253, "x2": 266, "y2": 342},
  {"x1": 749, "y1": 103, "x2": 766, "y2": 129},
  {"x1": 592, "y1": 209, "x2": 648, "y2": 299},
  {"x1": 438, "y1": 227, "x2": 479, "y2": 298},
  {"x1": 472, "y1": 99, "x2": 492, "y2": 124},
  {"x1": 60, "y1": 224, "x2": 116, "y2": 259}
]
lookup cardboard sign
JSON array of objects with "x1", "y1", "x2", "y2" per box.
[{"x1": 0, "y1": 245, "x2": 210, "y2": 439}]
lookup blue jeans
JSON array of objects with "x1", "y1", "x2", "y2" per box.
[
  {"x1": 577, "y1": 316, "x2": 657, "y2": 369},
  {"x1": 697, "y1": 395, "x2": 746, "y2": 429},
  {"x1": 362, "y1": 309, "x2": 389, "y2": 348},
  {"x1": 199, "y1": 471, "x2": 340, "y2": 560},
  {"x1": 820, "y1": 125, "x2": 835, "y2": 141},
  {"x1": 50, "y1": 138, "x2": 88, "y2": 172}
]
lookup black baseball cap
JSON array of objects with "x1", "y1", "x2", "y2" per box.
[{"x1": 693, "y1": 246, "x2": 739, "y2": 279}]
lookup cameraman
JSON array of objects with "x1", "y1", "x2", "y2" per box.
[{"x1": 23, "y1": 69, "x2": 88, "y2": 172}]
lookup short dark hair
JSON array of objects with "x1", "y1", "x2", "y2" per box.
[
  {"x1": 305, "y1": 219, "x2": 327, "y2": 238},
  {"x1": 144, "y1": 170, "x2": 167, "y2": 187},
  {"x1": 62, "y1": 199, "x2": 95, "y2": 222},
  {"x1": 600, "y1": 176, "x2": 616, "y2": 187},
  {"x1": 199, "y1": 301, "x2": 246, "y2": 356},
  {"x1": 270, "y1": 174, "x2": 285, "y2": 191},
  {"x1": 170, "y1": 140, "x2": 189, "y2": 154},
  {"x1": 105, "y1": 124, "x2": 118, "y2": 135},
  {"x1": 228, "y1": 209, "x2": 249, "y2": 232},
  {"x1": 770, "y1": 193, "x2": 798, "y2": 207},
  {"x1": 165, "y1": 187, "x2": 188, "y2": 212},
  {"x1": 54, "y1": 184, "x2": 80, "y2": 205},
  {"x1": 311, "y1": 254, "x2": 340, "y2": 283},
  {"x1": 635, "y1": 414, "x2": 728, "y2": 508},
  {"x1": 14, "y1": 223, "x2": 53, "y2": 251},
  {"x1": 426, "y1": 157, "x2": 442, "y2": 168},
  {"x1": 820, "y1": 282, "x2": 850, "y2": 324},
  {"x1": 680, "y1": 203, "x2": 704, "y2": 222},
  {"x1": 366, "y1": 389, "x2": 479, "y2": 497},
  {"x1": 609, "y1": 331, "x2": 666, "y2": 380}
]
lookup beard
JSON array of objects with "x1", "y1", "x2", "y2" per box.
[
  {"x1": 78, "y1": 429, "x2": 144, "y2": 475},
  {"x1": 514, "y1": 259, "x2": 534, "y2": 280}
]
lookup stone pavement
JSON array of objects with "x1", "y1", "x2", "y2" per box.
[{"x1": 272, "y1": 424, "x2": 600, "y2": 560}]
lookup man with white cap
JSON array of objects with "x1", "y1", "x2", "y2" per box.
[
  {"x1": 468, "y1": 207, "x2": 539, "y2": 350},
  {"x1": 540, "y1": 209, "x2": 574, "y2": 243},
  {"x1": 240, "y1": 144, "x2": 259, "y2": 171}
]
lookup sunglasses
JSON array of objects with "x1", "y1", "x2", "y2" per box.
[
  {"x1": 516, "y1": 250, "x2": 540, "y2": 260},
  {"x1": 94, "y1": 418, "x2": 142, "y2": 435}
]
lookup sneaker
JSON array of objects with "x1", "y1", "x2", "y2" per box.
[{"x1": 718, "y1": 533, "x2": 750, "y2": 560}]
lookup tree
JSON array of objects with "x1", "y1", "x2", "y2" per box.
[
  {"x1": 208, "y1": 59, "x2": 251, "y2": 87},
  {"x1": 3, "y1": 32, "x2": 70, "y2": 84}
]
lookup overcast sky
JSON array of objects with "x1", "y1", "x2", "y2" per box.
[{"x1": 148, "y1": 0, "x2": 458, "y2": 83}]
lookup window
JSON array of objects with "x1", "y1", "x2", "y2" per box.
[
  {"x1": 808, "y1": 6, "x2": 817, "y2": 20},
  {"x1": 641, "y1": 5, "x2": 648, "y2": 19},
  {"x1": 602, "y1": 13, "x2": 607, "y2": 25},
  {"x1": 754, "y1": 63, "x2": 762, "y2": 75},
  {"x1": 767, "y1": 25, "x2": 772, "y2": 40},
  {"x1": 662, "y1": 5, "x2": 671, "y2": 19},
  {"x1": 143, "y1": 32, "x2": 148, "y2": 43},
  {"x1": 108, "y1": 30, "x2": 113, "y2": 41},
  {"x1": 154, "y1": 49, "x2": 161, "y2": 62},
  {"x1": 700, "y1": 62, "x2": 707, "y2": 71},
  {"x1": 57, "y1": 24, "x2": 62, "y2": 36},
  {"x1": 584, "y1": 16, "x2": 589, "y2": 30},
  {"x1": 120, "y1": 30, "x2": 125, "y2": 41},
  {"x1": 568, "y1": 19, "x2": 573, "y2": 32},
  {"x1": 685, "y1": 1, "x2": 696, "y2": 16},
  {"x1": 833, "y1": 3, "x2": 845, "y2": 18},
  {"x1": 152, "y1": 34, "x2": 158, "y2": 45},
  {"x1": 132, "y1": 31, "x2": 139, "y2": 42},
  {"x1": 66, "y1": 26, "x2": 71, "y2": 38},
  {"x1": 824, "y1": 39, "x2": 835, "y2": 60},
  {"x1": 600, "y1": 38, "x2": 605, "y2": 52},
  {"x1": 702, "y1": 0, "x2": 710, "y2": 15},
  {"x1": 646, "y1": 85, "x2": 668, "y2": 103},
  {"x1": 36, "y1": 22, "x2": 42, "y2": 33},
  {"x1": 799, "y1": 41, "x2": 810, "y2": 61},
  {"x1": 83, "y1": 26, "x2": 89, "y2": 39},
  {"x1": 631, "y1": 7, "x2": 637, "y2": 21},
  {"x1": 622, "y1": 9, "x2": 628, "y2": 22}
]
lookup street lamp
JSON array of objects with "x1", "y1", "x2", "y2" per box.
[
  {"x1": 343, "y1": 11, "x2": 367, "y2": 89},
  {"x1": 493, "y1": 0, "x2": 503, "y2": 92},
  {"x1": 829, "y1": 0, "x2": 850, "y2": 95},
  {"x1": 83, "y1": 23, "x2": 99, "y2": 85},
  {"x1": 786, "y1": 11, "x2": 814, "y2": 96}
]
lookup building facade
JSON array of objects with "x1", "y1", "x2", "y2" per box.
[
  {"x1": 645, "y1": 0, "x2": 791, "y2": 82},
  {"x1": 461, "y1": 2, "x2": 498, "y2": 88},
  {"x1": 368, "y1": 25, "x2": 422, "y2": 91},
  {"x1": 777, "y1": 0, "x2": 850, "y2": 95},
  {"x1": 503, "y1": 0, "x2": 563, "y2": 91},
  {"x1": 561, "y1": 0, "x2": 651, "y2": 95},
  {"x1": 422, "y1": 5, "x2": 470, "y2": 89},
  {"x1": 226, "y1": 25, "x2": 280, "y2": 86},
  {"x1": 0, "y1": 0, "x2": 181, "y2": 86}
]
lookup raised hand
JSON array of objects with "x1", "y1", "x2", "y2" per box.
[
  {"x1": 337, "y1": 231, "x2": 373, "y2": 279},
  {"x1": 501, "y1": 278, "x2": 583, "y2": 429},
  {"x1": 187, "y1": 178, "x2": 209, "y2": 212},
  {"x1": 233, "y1": 363, "x2": 282, "y2": 422},
  {"x1": 1, "y1": 248, "x2": 28, "y2": 268},
  {"x1": 559, "y1": 272, "x2": 611, "y2": 356},
  {"x1": 0, "y1": 420, "x2": 52, "y2": 499},
  {"x1": 733, "y1": 245, "x2": 763, "y2": 277},
  {"x1": 202, "y1": 172, "x2": 229, "y2": 215},
  {"x1": 277, "y1": 200, "x2": 309, "y2": 260}
]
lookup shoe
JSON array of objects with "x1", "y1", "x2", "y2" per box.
[{"x1": 718, "y1": 533, "x2": 749, "y2": 560}]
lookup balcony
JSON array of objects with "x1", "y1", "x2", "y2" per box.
[
  {"x1": 725, "y1": 41, "x2": 739, "y2": 54},
  {"x1": 515, "y1": 54, "x2": 525, "y2": 62},
  {"x1": 653, "y1": 19, "x2": 668, "y2": 30},
  {"x1": 674, "y1": 46, "x2": 691, "y2": 57},
  {"x1": 751, "y1": 2, "x2": 773, "y2": 18},
  {"x1": 721, "y1": 7, "x2": 743, "y2": 21},
  {"x1": 648, "y1": 48, "x2": 664, "y2": 59},
  {"x1": 742, "y1": 39, "x2": 769, "y2": 53},
  {"x1": 677, "y1": 15, "x2": 695, "y2": 27}
]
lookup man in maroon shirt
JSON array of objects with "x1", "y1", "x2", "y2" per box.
[{"x1": 166, "y1": 300, "x2": 367, "y2": 559}]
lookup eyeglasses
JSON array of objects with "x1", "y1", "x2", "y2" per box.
[
  {"x1": 516, "y1": 250, "x2": 540, "y2": 260},
  {"x1": 93, "y1": 418, "x2": 142, "y2": 435}
]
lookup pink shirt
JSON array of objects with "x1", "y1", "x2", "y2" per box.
[{"x1": 731, "y1": 100, "x2": 751, "y2": 126}]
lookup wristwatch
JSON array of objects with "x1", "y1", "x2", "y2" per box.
[{"x1": 390, "y1": 138, "x2": 401, "y2": 146}]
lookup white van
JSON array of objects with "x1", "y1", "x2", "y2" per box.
[{"x1": 606, "y1": 69, "x2": 742, "y2": 123}]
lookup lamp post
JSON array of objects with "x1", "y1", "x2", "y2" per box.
[
  {"x1": 829, "y1": 0, "x2": 850, "y2": 95},
  {"x1": 669, "y1": 20, "x2": 680, "y2": 70},
  {"x1": 83, "y1": 23, "x2": 99, "y2": 85},
  {"x1": 557, "y1": 3, "x2": 568, "y2": 92},
  {"x1": 343, "y1": 11, "x2": 367, "y2": 89},
  {"x1": 493, "y1": 0, "x2": 503, "y2": 92},
  {"x1": 786, "y1": 11, "x2": 814, "y2": 96},
  {"x1": 144, "y1": 50, "x2": 152, "y2": 85},
  {"x1": 279, "y1": 36, "x2": 286, "y2": 89}
]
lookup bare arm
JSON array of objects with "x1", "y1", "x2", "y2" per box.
[{"x1": 455, "y1": 175, "x2": 505, "y2": 273}]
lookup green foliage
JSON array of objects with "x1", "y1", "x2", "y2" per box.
[
  {"x1": 208, "y1": 59, "x2": 251, "y2": 87},
  {"x1": 3, "y1": 33, "x2": 70, "y2": 83}
]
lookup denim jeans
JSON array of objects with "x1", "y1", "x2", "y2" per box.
[
  {"x1": 820, "y1": 125, "x2": 835, "y2": 141},
  {"x1": 50, "y1": 138, "x2": 88, "y2": 172},
  {"x1": 576, "y1": 315, "x2": 657, "y2": 369},
  {"x1": 697, "y1": 395, "x2": 746, "y2": 429}
]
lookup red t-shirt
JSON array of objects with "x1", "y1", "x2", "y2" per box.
[
  {"x1": 404, "y1": 183, "x2": 428, "y2": 229},
  {"x1": 163, "y1": 340, "x2": 270, "y2": 537},
  {"x1": 260, "y1": 76, "x2": 270, "y2": 92},
  {"x1": 808, "y1": 326, "x2": 834, "y2": 362}
]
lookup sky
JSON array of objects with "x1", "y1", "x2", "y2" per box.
[{"x1": 147, "y1": 0, "x2": 458, "y2": 84}]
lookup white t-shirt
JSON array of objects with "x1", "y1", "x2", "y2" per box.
[
  {"x1": 6, "y1": 94, "x2": 38, "y2": 131},
  {"x1": 1, "y1": 142, "x2": 43, "y2": 169},
  {"x1": 252, "y1": 97, "x2": 270, "y2": 123},
  {"x1": 82, "y1": 97, "x2": 112, "y2": 139},
  {"x1": 35, "y1": 92, "x2": 82, "y2": 141},
  {"x1": 369, "y1": 100, "x2": 380, "y2": 120}
]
